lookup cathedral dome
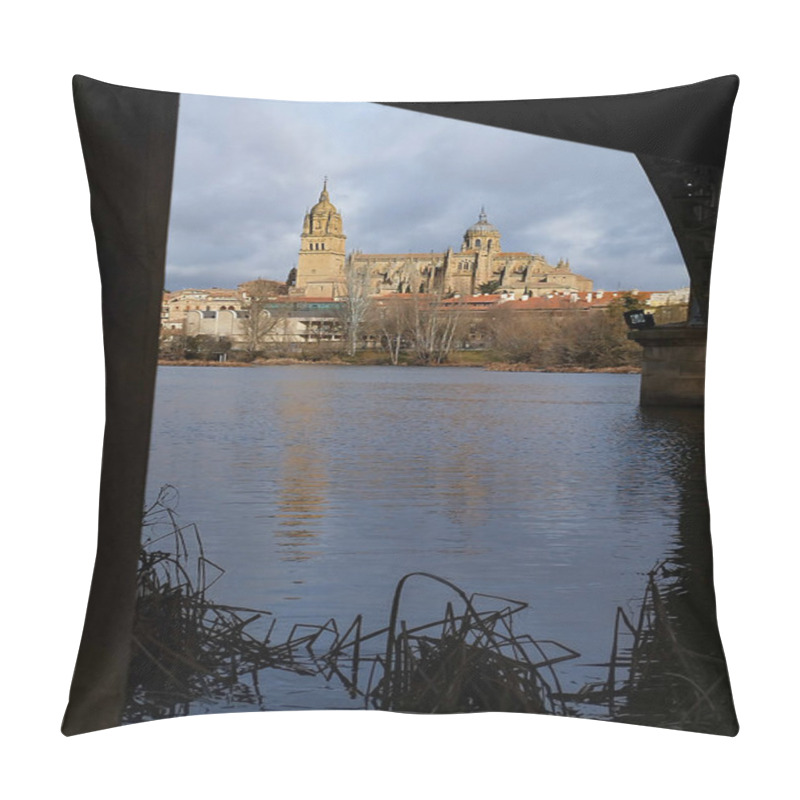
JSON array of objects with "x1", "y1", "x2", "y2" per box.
[
  {"x1": 462, "y1": 208, "x2": 501, "y2": 253},
  {"x1": 466, "y1": 209, "x2": 499, "y2": 236}
]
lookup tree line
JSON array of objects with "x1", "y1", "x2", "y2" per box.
[{"x1": 160, "y1": 289, "x2": 686, "y2": 370}]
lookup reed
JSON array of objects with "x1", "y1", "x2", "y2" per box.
[
  {"x1": 125, "y1": 486, "x2": 285, "y2": 722},
  {"x1": 367, "y1": 572, "x2": 578, "y2": 714},
  {"x1": 128, "y1": 490, "x2": 734, "y2": 732},
  {"x1": 124, "y1": 490, "x2": 580, "y2": 721}
]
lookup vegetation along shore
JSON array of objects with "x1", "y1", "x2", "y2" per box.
[
  {"x1": 159, "y1": 289, "x2": 681, "y2": 372},
  {"x1": 158, "y1": 355, "x2": 641, "y2": 373}
]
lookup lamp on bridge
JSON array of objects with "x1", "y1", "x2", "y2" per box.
[{"x1": 623, "y1": 309, "x2": 655, "y2": 330}]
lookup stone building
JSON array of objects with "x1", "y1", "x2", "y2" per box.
[
  {"x1": 181, "y1": 298, "x2": 343, "y2": 347},
  {"x1": 161, "y1": 288, "x2": 242, "y2": 331},
  {"x1": 292, "y1": 181, "x2": 593, "y2": 299}
]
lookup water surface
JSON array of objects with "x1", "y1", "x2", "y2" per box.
[{"x1": 145, "y1": 365, "x2": 708, "y2": 707}]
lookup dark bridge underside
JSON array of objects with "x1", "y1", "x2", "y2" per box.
[{"x1": 380, "y1": 75, "x2": 739, "y2": 325}]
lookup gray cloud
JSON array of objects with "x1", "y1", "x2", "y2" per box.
[{"x1": 165, "y1": 94, "x2": 686, "y2": 292}]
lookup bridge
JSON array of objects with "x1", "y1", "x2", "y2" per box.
[{"x1": 385, "y1": 76, "x2": 739, "y2": 407}]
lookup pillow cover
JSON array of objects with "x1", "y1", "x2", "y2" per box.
[{"x1": 63, "y1": 74, "x2": 739, "y2": 736}]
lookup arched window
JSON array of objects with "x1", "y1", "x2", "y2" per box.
[{"x1": 475, "y1": 238, "x2": 481, "y2": 248}]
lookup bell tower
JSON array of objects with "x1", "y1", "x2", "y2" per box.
[{"x1": 294, "y1": 178, "x2": 347, "y2": 297}]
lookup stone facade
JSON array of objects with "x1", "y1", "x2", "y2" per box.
[
  {"x1": 161, "y1": 288, "x2": 242, "y2": 331},
  {"x1": 292, "y1": 182, "x2": 593, "y2": 299},
  {"x1": 181, "y1": 298, "x2": 342, "y2": 346}
]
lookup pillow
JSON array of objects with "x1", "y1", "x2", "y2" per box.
[{"x1": 63, "y1": 74, "x2": 739, "y2": 736}]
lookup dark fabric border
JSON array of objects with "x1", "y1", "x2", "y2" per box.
[{"x1": 62, "y1": 76, "x2": 179, "y2": 736}]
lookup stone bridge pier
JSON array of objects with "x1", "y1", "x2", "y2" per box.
[
  {"x1": 627, "y1": 154, "x2": 722, "y2": 408},
  {"x1": 629, "y1": 325, "x2": 707, "y2": 407}
]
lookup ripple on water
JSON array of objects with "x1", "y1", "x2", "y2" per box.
[{"x1": 146, "y1": 366, "x2": 707, "y2": 710}]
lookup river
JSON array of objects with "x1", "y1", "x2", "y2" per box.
[{"x1": 142, "y1": 365, "x2": 715, "y2": 716}]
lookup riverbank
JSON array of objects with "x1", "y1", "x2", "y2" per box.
[
  {"x1": 483, "y1": 363, "x2": 640, "y2": 374},
  {"x1": 158, "y1": 356, "x2": 641, "y2": 373}
]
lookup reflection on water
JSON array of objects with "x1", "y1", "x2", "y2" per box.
[
  {"x1": 275, "y1": 390, "x2": 328, "y2": 561},
  {"x1": 143, "y1": 366, "x2": 735, "y2": 731}
]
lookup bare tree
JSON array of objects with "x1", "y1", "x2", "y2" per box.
[
  {"x1": 407, "y1": 292, "x2": 468, "y2": 365},
  {"x1": 368, "y1": 295, "x2": 413, "y2": 365},
  {"x1": 482, "y1": 302, "x2": 642, "y2": 369},
  {"x1": 338, "y1": 256, "x2": 373, "y2": 356},
  {"x1": 239, "y1": 278, "x2": 287, "y2": 357},
  {"x1": 158, "y1": 328, "x2": 188, "y2": 361},
  {"x1": 482, "y1": 305, "x2": 558, "y2": 365}
]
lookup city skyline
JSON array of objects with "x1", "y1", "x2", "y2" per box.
[{"x1": 165, "y1": 93, "x2": 687, "y2": 293}]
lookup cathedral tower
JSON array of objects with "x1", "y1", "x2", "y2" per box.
[
  {"x1": 294, "y1": 179, "x2": 347, "y2": 297},
  {"x1": 460, "y1": 209, "x2": 502, "y2": 291}
]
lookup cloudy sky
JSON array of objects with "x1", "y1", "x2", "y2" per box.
[{"x1": 165, "y1": 93, "x2": 687, "y2": 293}]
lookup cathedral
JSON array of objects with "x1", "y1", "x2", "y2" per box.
[{"x1": 291, "y1": 181, "x2": 593, "y2": 299}]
